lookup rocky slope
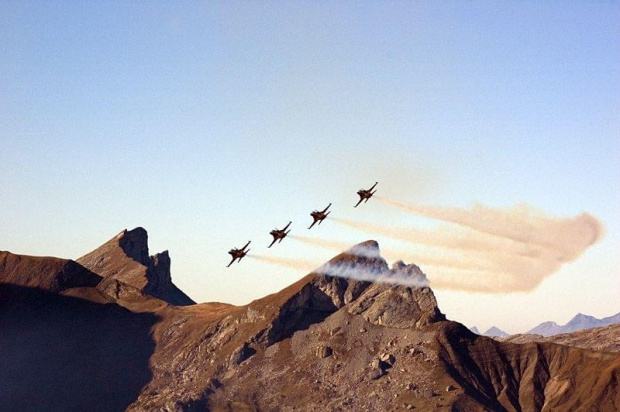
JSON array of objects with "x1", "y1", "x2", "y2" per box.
[{"x1": 1, "y1": 229, "x2": 619, "y2": 411}]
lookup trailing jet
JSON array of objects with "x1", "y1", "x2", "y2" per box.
[
  {"x1": 309, "y1": 203, "x2": 331, "y2": 229},
  {"x1": 227, "y1": 241, "x2": 250, "y2": 267},
  {"x1": 355, "y1": 182, "x2": 378, "y2": 207},
  {"x1": 269, "y1": 221, "x2": 291, "y2": 248}
]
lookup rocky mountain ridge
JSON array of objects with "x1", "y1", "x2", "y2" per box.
[
  {"x1": 1, "y1": 228, "x2": 619, "y2": 411},
  {"x1": 76, "y1": 227, "x2": 194, "y2": 306}
]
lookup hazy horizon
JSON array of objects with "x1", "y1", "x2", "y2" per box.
[{"x1": 2, "y1": 1, "x2": 618, "y2": 334}]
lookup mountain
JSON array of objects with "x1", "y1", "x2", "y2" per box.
[
  {"x1": 76, "y1": 227, "x2": 194, "y2": 306},
  {"x1": 483, "y1": 326, "x2": 509, "y2": 338},
  {"x1": 1, "y1": 229, "x2": 619, "y2": 411},
  {"x1": 528, "y1": 311, "x2": 620, "y2": 337},
  {"x1": 527, "y1": 321, "x2": 563, "y2": 337},
  {"x1": 468, "y1": 325, "x2": 508, "y2": 337}
]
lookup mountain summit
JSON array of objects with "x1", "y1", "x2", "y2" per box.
[{"x1": 77, "y1": 227, "x2": 194, "y2": 306}]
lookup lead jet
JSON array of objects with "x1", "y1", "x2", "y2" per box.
[
  {"x1": 269, "y1": 221, "x2": 291, "y2": 248},
  {"x1": 309, "y1": 203, "x2": 331, "y2": 229},
  {"x1": 227, "y1": 241, "x2": 250, "y2": 267},
  {"x1": 355, "y1": 182, "x2": 378, "y2": 207}
]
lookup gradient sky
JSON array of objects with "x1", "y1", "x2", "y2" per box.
[{"x1": 1, "y1": 1, "x2": 618, "y2": 333}]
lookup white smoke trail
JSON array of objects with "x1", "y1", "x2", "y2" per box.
[
  {"x1": 293, "y1": 234, "x2": 492, "y2": 272},
  {"x1": 252, "y1": 245, "x2": 429, "y2": 289},
  {"x1": 333, "y1": 200, "x2": 603, "y2": 293},
  {"x1": 312, "y1": 261, "x2": 429, "y2": 288},
  {"x1": 377, "y1": 197, "x2": 603, "y2": 257}
]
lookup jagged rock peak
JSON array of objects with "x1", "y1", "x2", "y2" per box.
[
  {"x1": 78, "y1": 228, "x2": 195, "y2": 306},
  {"x1": 145, "y1": 250, "x2": 173, "y2": 295},
  {"x1": 314, "y1": 240, "x2": 389, "y2": 280},
  {"x1": 306, "y1": 241, "x2": 444, "y2": 329},
  {"x1": 117, "y1": 227, "x2": 150, "y2": 265},
  {"x1": 382, "y1": 260, "x2": 430, "y2": 287},
  {"x1": 347, "y1": 240, "x2": 381, "y2": 258}
]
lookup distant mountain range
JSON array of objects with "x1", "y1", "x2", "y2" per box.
[
  {"x1": 501, "y1": 324, "x2": 620, "y2": 353},
  {"x1": 527, "y1": 312, "x2": 620, "y2": 337},
  {"x1": 470, "y1": 312, "x2": 620, "y2": 339},
  {"x1": 469, "y1": 326, "x2": 509, "y2": 338}
]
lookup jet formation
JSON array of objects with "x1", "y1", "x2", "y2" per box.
[
  {"x1": 269, "y1": 221, "x2": 292, "y2": 248},
  {"x1": 227, "y1": 241, "x2": 250, "y2": 267},
  {"x1": 226, "y1": 182, "x2": 377, "y2": 267}
]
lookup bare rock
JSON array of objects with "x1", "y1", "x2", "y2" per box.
[
  {"x1": 317, "y1": 345, "x2": 333, "y2": 358},
  {"x1": 228, "y1": 342, "x2": 256, "y2": 367},
  {"x1": 379, "y1": 353, "x2": 395, "y2": 366}
]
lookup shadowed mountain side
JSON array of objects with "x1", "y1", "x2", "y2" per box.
[
  {"x1": 0, "y1": 251, "x2": 101, "y2": 292},
  {"x1": 77, "y1": 228, "x2": 194, "y2": 306},
  {"x1": 0, "y1": 284, "x2": 158, "y2": 412}
]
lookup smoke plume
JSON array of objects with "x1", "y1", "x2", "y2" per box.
[
  {"x1": 333, "y1": 200, "x2": 603, "y2": 293},
  {"x1": 312, "y1": 261, "x2": 429, "y2": 288},
  {"x1": 252, "y1": 244, "x2": 429, "y2": 289},
  {"x1": 377, "y1": 197, "x2": 602, "y2": 257}
]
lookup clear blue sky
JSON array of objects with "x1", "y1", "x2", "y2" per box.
[{"x1": 1, "y1": 1, "x2": 618, "y2": 332}]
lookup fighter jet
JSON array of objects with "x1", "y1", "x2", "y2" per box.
[
  {"x1": 309, "y1": 203, "x2": 331, "y2": 229},
  {"x1": 355, "y1": 182, "x2": 378, "y2": 207},
  {"x1": 227, "y1": 241, "x2": 250, "y2": 267},
  {"x1": 269, "y1": 221, "x2": 291, "y2": 248}
]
